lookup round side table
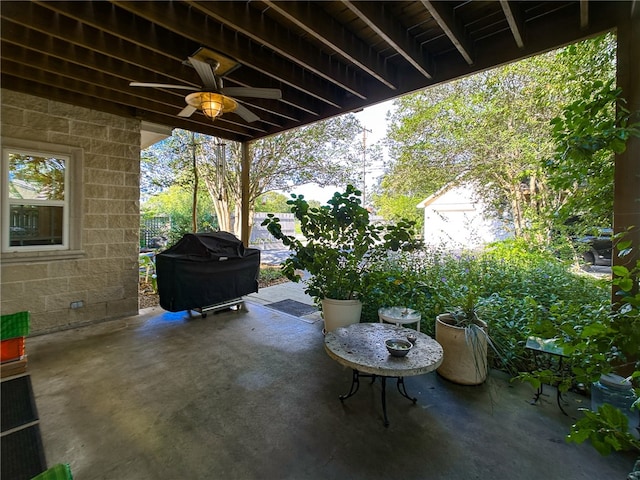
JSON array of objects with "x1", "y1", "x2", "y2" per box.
[{"x1": 378, "y1": 306, "x2": 421, "y2": 332}]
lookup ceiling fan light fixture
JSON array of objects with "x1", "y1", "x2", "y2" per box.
[
  {"x1": 199, "y1": 92, "x2": 224, "y2": 119},
  {"x1": 185, "y1": 92, "x2": 238, "y2": 121}
]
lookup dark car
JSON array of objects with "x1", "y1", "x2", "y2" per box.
[{"x1": 575, "y1": 228, "x2": 612, "y2": 266}]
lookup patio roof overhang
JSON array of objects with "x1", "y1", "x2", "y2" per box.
[
  {"x1": 0, "y1": 1, "x2": 628, "y2": 143},
  {"x1": 1, "y1": 1, "x2": 638, "y2": 256}
]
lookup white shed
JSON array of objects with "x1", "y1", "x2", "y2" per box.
[{"x1": 417, "y1": 183, "x2": 511, "y2": 249}]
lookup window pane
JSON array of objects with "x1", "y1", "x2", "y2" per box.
[
  {"x1": 9, "y1": 205, "x2": 63, "y2": 246},
  {"x1": 8, "y1": 154, "x2": 65, "y2": 201}
]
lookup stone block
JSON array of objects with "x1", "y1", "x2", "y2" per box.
[
  {"x1": 1, "y1": 125, "x2": 44, "y2": 140},
  {"x1": 47, "y1": 132, "x2": 92, "y2": 150},
  {"x1": 109, "y1": 127, "x2": 139, "y2": 145},
  {"x1": 1, "y1": 263, "x2": 49, "y2": 283},
  {"x1": 109, "y1": 215, "x2": 139, "y2": 229},
  {"x1": 106, "y1": 298, "x2": 139, "y2": 319},
  {"x1": 84, "y1": 214, "x2": 109, "y2": 229},
  {"x1": 24, "y1": 278, "x2": 70, "y2": 296},
  {"x1": 84, "y1": 153, "x2": 110, "y2": 169},
  {"x1": 83, "y1": 183, "x2": 110, "y2": 199},
  {"x1": 107, "y1": 243, "x2": 136, "y2": 258},
  {"x1": 109, "y1": 157, "x2": 140, "y2": 173},
  {"x1": 88, "y1": 285, "x2": 124, "y2": 304},
  {"x1": 70, "y1": 120, "x2": 109, "y2": 140},
  {"x1": 86, "y1": 168, "x2": 125, "y2": 187},
  {"x1": 85, "y1": 229, "x2": 124, "y2": 246},
  {"x1": 1, "y1": 105, "x2": 25, "y2": 126},
  {"x1": 25, "y1": 111, "x2": 70, "y2": 133},
  {"x1": 47, "y1": 259, "x2": 90, "y2": 278},
  {"x1": 0, "y1": 281, "x2": 25, "y2": 299},
  {"x1": 90, "y1": 139, "x2": 129, "y2": 157}
]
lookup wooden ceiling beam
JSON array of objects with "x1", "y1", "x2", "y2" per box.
[
  {"x1": 24, "y1": 1, "x2": 319, "y2": 117},
  {"x1": 261, "y1": 1, "x2": 397, "y2": 91},
  {"x1": 421, "y1": 1, "x2": 474, "y2": 65},
  {"x1": 0, "y1": 47, "x2": 280, "y2": 132},
  {"x1": 1, "y1": 3, "x2": 199, "y2": 87},
  {"x1": 500, "y1": 1, "x2": 525, "y2": 48},
  {"x1": 187, "y1": 0, "x2": 368, "y2": 100},
  {"x1": 0, "y1": 27, "x2": 301, "y2": 127},
  {"x1": 343, "y1": 1, "x2": 433, "y2": 79},
  {"x1": 111, "y1": 0, "x2": 345, "y2": 110},
  {"x1": 0, "y1": 23, "x2": 194, "y2": 92},
  {"x1": 0, "y1": 61, "x2": 259, "y2": 137},
  {"x1": 1, "y1": 7, "x2": 315, "y2": 122}
]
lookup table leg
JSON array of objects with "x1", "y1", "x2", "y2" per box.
[
  {"x1": 339, "y1": 369, "x2": 361, "y2": 401},
  {"x1": 339, "y1": 372, "x2": 416, "y2": 427},
  {"x1": 396, "y1": 377, "x2": 417, "y2": 403},
  {"x1": 381, "y1": 377, "x2": 389, "y2": 427}
]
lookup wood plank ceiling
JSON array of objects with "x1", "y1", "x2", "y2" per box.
[{"x1": 0, "y1": 1, "x2": 626, "y2": 143}]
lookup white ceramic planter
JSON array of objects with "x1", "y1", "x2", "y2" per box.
[
  {"x1": 321, "y1": 298, "x2": 362, "y2": 333},
  {"x1": 435, "y1": 313, "x2": 488, "y2": 385}
]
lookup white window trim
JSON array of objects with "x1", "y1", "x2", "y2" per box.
[{"x1": 1, "y1": 138, "x2": 84, "y2": 260}]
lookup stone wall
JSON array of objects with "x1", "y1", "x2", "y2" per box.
[{"x1": 1, "y1": 90, "x2": 142, "y2": 334}]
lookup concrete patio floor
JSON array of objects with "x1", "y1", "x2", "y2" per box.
[{"x1": 25, "y1": 284, "x2": 636, "y2": 480}]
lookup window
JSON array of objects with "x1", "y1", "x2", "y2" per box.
[{"x1": 2, "y1": 148, "x2": 70, "y2": 252}]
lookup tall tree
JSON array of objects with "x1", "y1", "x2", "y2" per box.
[
  {"x1": 142, "y1": 114, "x2": 365, "y2": 236},
  {"x1": 380, "y1": 33, "x2": 617, "y2": 243}
]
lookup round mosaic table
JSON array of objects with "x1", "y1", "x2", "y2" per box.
[{"x1": 324, "y1": 322, "x2": 443, "y2": 426}]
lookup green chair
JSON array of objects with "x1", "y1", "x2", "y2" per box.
[{"x1": 31, "y1": 463, "x2": 73, "y2": 480}]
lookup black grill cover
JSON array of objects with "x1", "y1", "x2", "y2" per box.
[{"x1": 156, "y1": 232, "x2": 260, "y2": 312}]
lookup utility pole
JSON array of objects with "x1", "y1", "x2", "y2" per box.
[{"x1": 362, "y1": 127, "x2": 372, "y2": 207}]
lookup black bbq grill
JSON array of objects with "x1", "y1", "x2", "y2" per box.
[{"x1": 156, "y1": 232, "x2": 260, "y2": 314}]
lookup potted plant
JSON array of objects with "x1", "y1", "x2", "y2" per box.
[
  {"x1": 435, "y1": 285, "x2": 490, "y2": 385},
  {"x1": 262, "y1": 185, "x2": 417, "y2": 332}
]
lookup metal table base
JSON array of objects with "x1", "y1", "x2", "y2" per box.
[{"x1": 339, "y1": 369, "x2": 417, "y2": 427}]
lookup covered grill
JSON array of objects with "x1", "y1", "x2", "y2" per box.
[{"x1": 155, "y1": 232, "x2": 260, "y2": 313}]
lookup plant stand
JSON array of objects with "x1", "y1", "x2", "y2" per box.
[{"x1": 525, "y1": 336, "x2": 570, "y2": 415}]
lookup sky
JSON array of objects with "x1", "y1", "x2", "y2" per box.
[{"x1": 286, "y1": 99, "x2": 394, "y2": 203}]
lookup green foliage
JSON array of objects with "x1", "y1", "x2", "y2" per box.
[
  {"x1": 258, "y1": 265, "x2": 287, "y2": 285},
  {"x1": 522, "y1": 234, "x2": 640, "y2": 454},
  {"x1": 380, "y1": 33, "x2": 619, "y2": 243},
  {"x1": 361, "y1": 240, "x2": 608, "y2": 376},
  {"x1": 143, "y1": 115, "x2": 365, "y2": 236},
  {"x1": 138, "y1": 254, "x2": 157, "y2": 293},
  {"x1": 567, "y1": 404, "x2": 640, "y2": 455},
  {"x1": 142, "y1": 185, "x2": 217, "y2": 245},
  {"x1": 371, "y1": 192, "x2": 424, "y2": 231},
  {"x1": 546, "y1": 79, "x2": 640, "y2": 226},
  {"x1": 254, "y1": 191, "x2": 291, "y2": 213},
  {"x1": 360, "y1": 254, "x2": 432, "y2": 331},
  {"x1": 262, "y1": 185, "x2": 418, "y2": 301}
]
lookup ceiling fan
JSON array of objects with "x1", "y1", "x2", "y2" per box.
[{"x1": 130, "y1": 51, "x2": 281, "y2": 123}]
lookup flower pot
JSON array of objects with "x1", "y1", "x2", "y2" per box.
[
  {"x1": 435, "y1": 313, "x2": 488, "y2": 385},
  {"x1": 321, "y1": 298, "x2": 362, "y2": 333}
]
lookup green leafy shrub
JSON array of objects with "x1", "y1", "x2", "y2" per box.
[
  {"x1": 262, "y1": 185, "x2": 418, "y2": 302},
  {"x1": 364, "y1": 240, "x2": 609, "y2": 376}
]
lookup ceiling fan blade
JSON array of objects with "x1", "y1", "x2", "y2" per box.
[
  {"x1": 130, "y1": 82, "x2": 198, "y2": 91},
  {"x1": 221, "y1": 87, "x2": 282, "y2": 99},
  {"x1": 232, "y1": 104, "x2": 260, "y2": 123},
  {"x1": 177, "y1": 105, "x2": 198, "y2": 117},
  {"x1": 188, "y1": 57, "x2": 218, "y2": 90}
]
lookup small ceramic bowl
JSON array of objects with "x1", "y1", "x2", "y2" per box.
[{"x1": 385, "y1": 338, "x2": 413, "y2": 357}]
